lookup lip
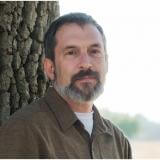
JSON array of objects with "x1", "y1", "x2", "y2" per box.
[{"x1": 76, "y1": 76, "x2": 96, "y2": 83}]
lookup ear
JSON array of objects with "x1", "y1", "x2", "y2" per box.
[{"x1": 43, "y1": 58, "x2": 55, "y2": 80}]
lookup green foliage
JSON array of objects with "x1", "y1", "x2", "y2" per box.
[
  {"x1": 100, "y1": 109, "x2": 139, "y2": 138},
  {"x1": 100, "y1": 109, "x2": 160, "y2": 140},
  {"x1": 111, "y1": 114, "x2": 139, "y2": 138}
]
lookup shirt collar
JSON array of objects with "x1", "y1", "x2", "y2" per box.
[
  {"x1": 44, "y1": 87, "x2": 78, "y2": 132},
  {"x1": 44, "y1": 87, "x2": 113, "y2": 136},
  {"x1": 92, "y1": 106, "x2": 113, "y2": 136}
]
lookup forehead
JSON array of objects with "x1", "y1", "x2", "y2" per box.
[{"x1": 55, "y1": 23, "x2": 104, "y2": 48}]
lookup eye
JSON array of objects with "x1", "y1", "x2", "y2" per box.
[
  {"x1": 65, "y1": 50, "x2": 77, "y2": 56},
  {"x1": 90, "y1": 48, "x2": 102, "y2": 57},
  {"x1": 91, "y1": 49, "x2": 100, "y2": 54},
  {"x1": 69, "y1": 51, "x2": 75, "y2": 55}
]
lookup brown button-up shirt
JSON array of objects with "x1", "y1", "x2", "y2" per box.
[{"x1": 0, "y1": 87, "x2": 132, "y2": 159}]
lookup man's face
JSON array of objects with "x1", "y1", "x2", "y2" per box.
[{"x1": 52, "y1": 23, "x2": 107, "y2": 102}]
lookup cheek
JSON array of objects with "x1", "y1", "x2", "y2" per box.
[
  {"x1": 98, "y1": 61, "x2": 107, "y2": 81},
  {"x1": 101, "y1": 58, "x2": 108, "y2": 73},
  {"x1": 54, "y1": 63, "x2": 64, "y2": 83},
  {"x1": 104, "y1": 61, "x2": 108, "y2": 74},
  {"x1": 55, "y1": 63, "x2": 74, "y2": 85}
]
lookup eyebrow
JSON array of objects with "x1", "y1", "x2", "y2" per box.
[
  {"x1": 90, "y1": 43, "x2": 102, "y2": 48},
  {"x1": 63, "y1": 45, "x2": 77, "y2": 51},
  {"x1": 63, "y1": 43, "x2": 102, "y2": 51}
]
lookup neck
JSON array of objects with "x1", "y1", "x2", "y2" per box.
[{"x1": 64, "y1": 96, "x2": 93, "y2": 113}]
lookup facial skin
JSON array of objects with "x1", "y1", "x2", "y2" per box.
[{"x1": 44, "y1": 23, "x2": 108, "y2": 112}]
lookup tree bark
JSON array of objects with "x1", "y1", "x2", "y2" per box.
[{"x1": 0, "y1": 1, "x2": 59, "y2": 125}]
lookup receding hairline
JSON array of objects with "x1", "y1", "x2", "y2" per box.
[
  {"x1": 54, "y1": 23, "x2": 106, "y2": 52},
  {"x1": 44, "y1": 12, "x2": 107, "y2": 60}
]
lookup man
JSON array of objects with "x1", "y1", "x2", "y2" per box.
[{"x1": 0, "y1": 13, "x2": 132, "y2": 158}]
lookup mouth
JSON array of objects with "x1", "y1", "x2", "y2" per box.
[
  {"x1": 71, "y1": 69, "x2": 100, "y2": 85},
  {"x1": 76, "y1": 76, "x2": 97, "y2": 83}
]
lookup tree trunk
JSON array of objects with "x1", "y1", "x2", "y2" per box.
[{"x1": 0, "y1": 1, "x2": 59, "y2": 125}]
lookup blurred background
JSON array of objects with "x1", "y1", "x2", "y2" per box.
[{"x1": 59, "y1": 0, "x2": 160, "y2": 158}]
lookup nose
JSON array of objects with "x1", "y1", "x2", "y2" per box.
[{"x1": 78, "y1": 53, "x2": 92, "y2": 70}]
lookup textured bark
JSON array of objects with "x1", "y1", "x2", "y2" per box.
[{"x1": 0, "y1": 1, "x2": 59, "y2": 124}]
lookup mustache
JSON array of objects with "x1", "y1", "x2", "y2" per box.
[{"x1": 71, "y1": 69, "x2": 100, "y2": 83}]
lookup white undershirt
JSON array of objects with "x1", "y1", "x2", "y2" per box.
[{"x1": 75, "y1": 111, "x2": 94, "y2": 136}]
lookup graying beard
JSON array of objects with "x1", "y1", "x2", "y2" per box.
[{"x1": 54, "y1": 81, "x2": 104, "y2": 103}]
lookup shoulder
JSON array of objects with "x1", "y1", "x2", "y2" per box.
[
  {"x1": 102, "y1": 117, "x2": 128, "y2": 142},
  {"x1": 102, "y1": 117, "x2": 132, "y2": 158},
  {"x1": 0, "y1": 97, "x2": 55, "y2": 146},
  {"x1": 0, "y1": 98, "x2": 50, "y2": 158},
  {"x1": 102, "y1": 117, "x2": 124, "y2": 136},
  {"x1": 1, "y1": 97, "x2": 50, "y2": 129}
]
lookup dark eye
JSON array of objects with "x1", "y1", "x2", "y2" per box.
[
  {"x1": 65, "y1": 50, "x2": 77, "y2": 56},
  {"x1": 90, "y1": 49, "x2": 102, "y2": 57},
  {"x1": 91, "y1": 49, "x2": 99, "y2": 54}
]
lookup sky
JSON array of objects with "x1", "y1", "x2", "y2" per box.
[{"x1": 59, "y1": 0, "x2": 160, "y2": 123}]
